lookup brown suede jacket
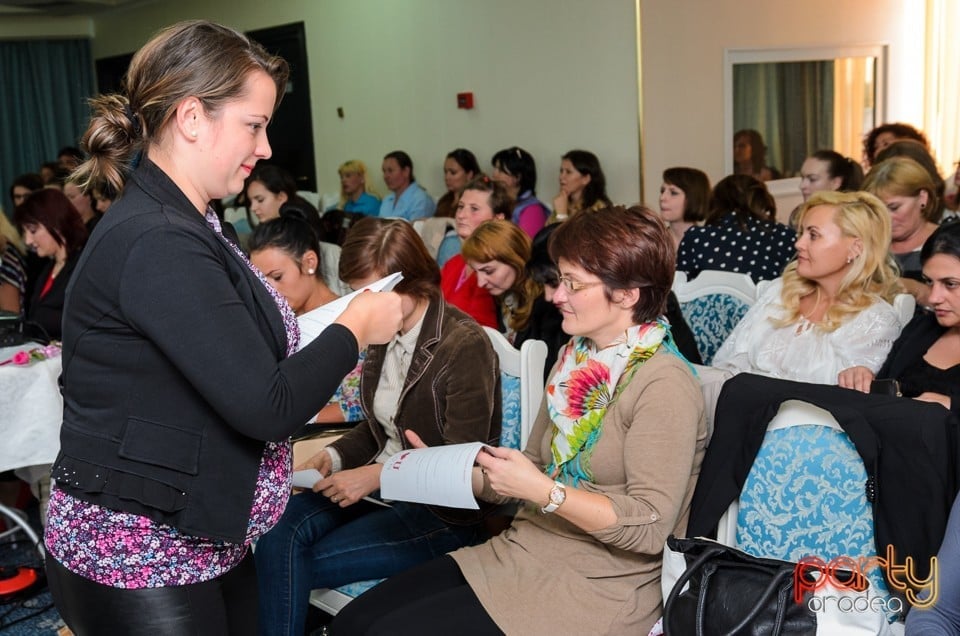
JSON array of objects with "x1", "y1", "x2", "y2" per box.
[{"x1": 328, "y1": 297, "x2": 502, "y2": 525}]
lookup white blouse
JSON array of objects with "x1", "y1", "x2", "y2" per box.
[{"x1": 712, "y1": 278, "x2": 904, "y2": 385}]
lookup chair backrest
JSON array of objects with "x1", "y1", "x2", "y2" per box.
[
  {"x1": 296, "y1": 190, "x2": 321, "y2": 209},
  {"x1": 317, "y1": 241, "x2": 353, "y2": 297},
  {"x1": 689, "y1": 364, "x2": 734, "y2": 444},
  {"x1": 483, "y1": 327, "x2": 548, "y2": 450},
  {"x1": 893, "y1": 292, "x2": 915, "y2": 325},
  {"x1": 672, "y1": 270, "x2": 757, "y2": 365},
  {"x1": 412, "y1": 217, "x2": 457, "y2": 260},
  {"x1": 726, "y1": 399, "x2": 890, "y2": 605}
]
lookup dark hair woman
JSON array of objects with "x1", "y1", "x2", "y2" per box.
[
  {"x1": 659, "y1": 166, "x2": 710, "y2": 252},
  {"x1": 380, "y1": 150, "x2": 436, "y2": 220},
  {"x1": 733, "y1": 129, "x2": 780, "y2": 181},
  {"x1": 491, "y1": 146, "x2": 549, "y2": 236},
  {"x1": 13, "y1": 188, "x2": 87, "y2": 341},
  {"x1": 676, "y1": 174, "x2": 796, "y2": 282},
  {"x1": 244, "y1": 163, "x2": 323, "y2": 238},
  {"x1": 550, "y1": 149, "x2": 612, "y2": 223},
  {"x1": 863, "y1": 122, "x2": 929, "y2": 167},
  {"x1": 248, "y1": 212, "x2": 366, "y2": 424},
  {"x1": 436, "y1": 148, "x2": 482, "y2": 218},
  {"x1": 841, "y1": 221, "x2": 960, "y2": 415},
  {"x1": 799, "y1": 150, "x2": 864, "y2": 202}
]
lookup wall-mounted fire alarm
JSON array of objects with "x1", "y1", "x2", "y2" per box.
[{"x1": 457, "y1": 92, "x2": 474, "y2": 109}]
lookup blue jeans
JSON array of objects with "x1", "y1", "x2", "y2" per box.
[{"x1": 253, "y1": 490, "x2": 485, "y2": 636}]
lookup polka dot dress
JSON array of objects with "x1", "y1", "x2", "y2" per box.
[{"x1": 676, "y1": 212, "x2": 796, "y2": 282}]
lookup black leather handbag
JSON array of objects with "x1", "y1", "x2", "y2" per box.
[{"x1": 662, "y1": 536, "x2": 820, "y2": 636}]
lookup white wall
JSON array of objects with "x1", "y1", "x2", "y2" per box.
[
  {"x1": 89, "y1": 0, "x2": 642, "y2": 206},
  {"x1": 640, "y1": 0, "x2": 925, "y2": 203}
]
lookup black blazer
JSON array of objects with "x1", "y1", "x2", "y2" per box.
[
  {"x1": 54, "y1": 158, "x2": 359, "y2": 543},
  {"x1": 25, "y1": 252, "x2": 80, "y2": 342}
]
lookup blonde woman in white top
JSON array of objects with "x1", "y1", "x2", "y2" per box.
[{"x1": 713, "y1": 190, "x2": 904, "y2": 384}]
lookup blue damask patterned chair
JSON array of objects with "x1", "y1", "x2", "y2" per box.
[
  {"x1": 672, "y1": 270, "x2": 757, "y2": 365},
  {"x1": 308, "y1": 330, "x2": 547, "y2": 617},
  {"x1": 716, "y1": 400, "x2": 893, "y2": 615}
]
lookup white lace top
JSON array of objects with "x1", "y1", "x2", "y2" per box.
[{"x1": 712, "y1": 278, "x2": 903, "y2": 384}]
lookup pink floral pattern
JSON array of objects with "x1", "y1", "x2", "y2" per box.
[
  {"x1": 0, "y1": 343, "x2": 61, "y2": 367},
  {"x1": 561, "y1": 359, "x2": 612, "y2": 418}
]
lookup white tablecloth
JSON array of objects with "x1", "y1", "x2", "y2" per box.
[{"x1": 0, "y1": 344, "x2": 62, "y2": 473}]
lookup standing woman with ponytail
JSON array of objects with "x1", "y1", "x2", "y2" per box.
[{"x1": 43, "y1": 20, "x2": 402, "y2": 635}]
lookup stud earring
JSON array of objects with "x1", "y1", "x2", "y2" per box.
[
  {"x1": 308, "y1": 268, "x2": 315, "y2": 274},
  {"x1": 191, "y1": 130, "x2": 198, "y2": 137}
]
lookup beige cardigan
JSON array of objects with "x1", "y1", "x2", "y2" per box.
[{"x1": 451, "y1": 350, "x2": 708, "y2": 635}]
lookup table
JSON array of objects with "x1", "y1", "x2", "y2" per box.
[{"x1": 0, "y1": 343, "x2": 62, "y2": 474}]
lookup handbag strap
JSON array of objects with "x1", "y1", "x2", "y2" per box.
[
  {"x1": 715, "y1": 567, "x2": 793, "y2": 636},
  {"x1": 664, "y1": 542, "x2": 796, "y2": 636}
]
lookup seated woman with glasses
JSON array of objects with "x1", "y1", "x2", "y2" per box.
[
  {"x1": 253, "y1": 217, "x2": 500, "y2": 636},
  {"x1": 713, "y1": 190, "x2": 904, "y2": 384},
  {"x1": 332, "y1": 205, "x2": 708, "y2": 635}
]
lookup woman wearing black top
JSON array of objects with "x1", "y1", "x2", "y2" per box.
[
  {"x1": 841, "y1": 221, "x2": 960, "y2": 416},
  {"x1": 13, "y1": 188, "x2": 87, "y2": 341}
]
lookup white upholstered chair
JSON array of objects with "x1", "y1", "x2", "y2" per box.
[{"x1": 672, "y1": 271, "x2": 757, "y2": 365}]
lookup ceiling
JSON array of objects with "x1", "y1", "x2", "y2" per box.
[{"x1": 0, "y1": 0, "x2": 143, "y2": 16}]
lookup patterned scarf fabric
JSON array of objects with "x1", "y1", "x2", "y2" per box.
[{"x1": 546, "y1": 321, "x2": 667, "y2": 485}]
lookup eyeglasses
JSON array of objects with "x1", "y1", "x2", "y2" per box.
[{"x1": 557, "y1": 275, "x2": 604, "y2": 294}]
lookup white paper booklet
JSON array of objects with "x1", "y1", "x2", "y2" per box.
[
  {"x1": 297, "y1": 272, "x2": 403, "y2": 350},
  {"x1": 379, "y1": 442, "x2": 487, "y2": 509}
]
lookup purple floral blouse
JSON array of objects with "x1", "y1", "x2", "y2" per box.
[{"x1": 45, "y1": 210, "x2": 300, "y2": 588}]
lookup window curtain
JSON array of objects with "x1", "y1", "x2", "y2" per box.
[
  {"x1": 0, "y1": 38, "x2": 95, "y2": 216},
  {"x1": 832, "y1": 57, "x2": 874, "y2": 165},
  {"x1": 733, "y1": 61, "x2": 834, "y2": 177},
  {"x1": 925, "y1": 0, "x2": 960, "y2": 180}
]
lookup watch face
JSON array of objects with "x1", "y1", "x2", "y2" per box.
[{"x1": 550, "y1": 485, "x2": 565, "y2": 505}]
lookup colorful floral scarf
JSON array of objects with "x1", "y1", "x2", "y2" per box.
[{"x1": 545, "y1": 321, "x2": 667, "y2": 485}]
